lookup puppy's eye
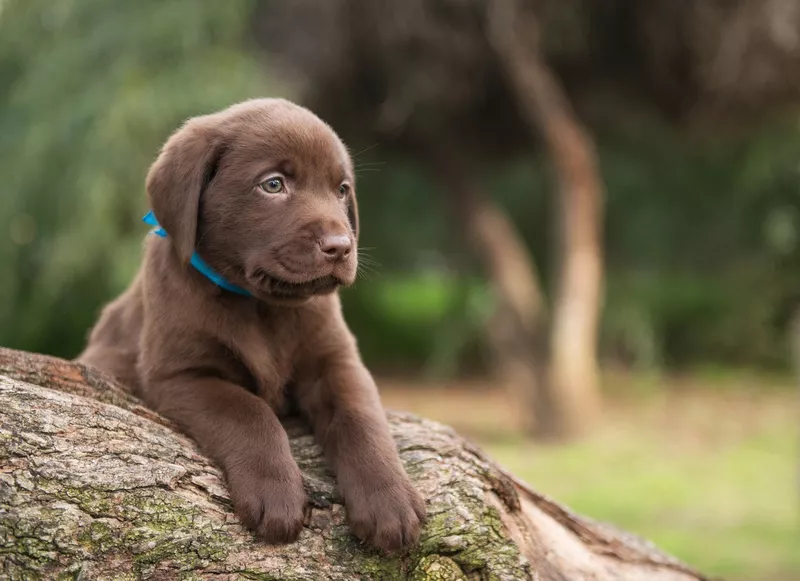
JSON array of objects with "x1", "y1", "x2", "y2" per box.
[
  {"x1": 337, "y1": 184, "x2": 350, "y2": 199},
  {"x1": 259, "y1": 177, "x2": 284, "y2": 194}
]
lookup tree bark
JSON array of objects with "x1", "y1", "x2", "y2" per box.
[
  {"x1": 488, "y1": 0, "x2": 605, "y2": 439},
  {"x1": 0, "y1": 347, "x2": 709, "y2": 581}
]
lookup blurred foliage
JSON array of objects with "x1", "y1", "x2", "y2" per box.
[
  {"x1": 345, "y1": 121, "x2": 800, "y2": 374},
  {"x1": 595, "y1": 121, "x2": 800, "y2": 371},
  {"x1": 1, "y1": 0, "x2": 798, "y2": 375},
  {"x1": 0, "y1": 0, "x2": 271, "y2": 355}
]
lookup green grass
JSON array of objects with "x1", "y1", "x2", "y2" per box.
[
  {"x1": 487, "y1": 421, "x2": 795, "y2": 580},
  {"x1": 382, "y1": 376, "x2": 798, "y2": 581}
]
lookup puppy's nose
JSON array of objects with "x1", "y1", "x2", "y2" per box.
[{"x1": 318, "y1": 235, "x2": 352, "y2": 261}]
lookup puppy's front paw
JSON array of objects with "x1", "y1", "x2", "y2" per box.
[
  {"x1": 228, "y1": 464, "x2": 306, "y2": 544},
  {"x1": 346, "y1": 476, "x2": 427, "y2": 553}
]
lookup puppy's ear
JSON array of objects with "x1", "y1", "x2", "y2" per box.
[
  {"x1": 146, "y1": 119, "x2": 225, "y2": 263},
  {"x1": 347, "y1": 190, "x2": 359, "y2": 241}
]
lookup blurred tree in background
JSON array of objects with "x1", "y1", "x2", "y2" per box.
[{"x1": 1, "y1": 0, "x2": 799, "y2": 397}]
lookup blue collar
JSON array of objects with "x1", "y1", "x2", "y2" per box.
[{"x1": 143, "y1": 211, "x2": 252, "y2": 297}]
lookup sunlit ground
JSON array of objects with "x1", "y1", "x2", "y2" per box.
[{"x1": 380, "y1": 371, "x2": 797, "y2": 581}]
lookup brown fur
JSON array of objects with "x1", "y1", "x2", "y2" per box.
[{"x1": 77, "y1": 98, "x2": 425, "y2": 551}]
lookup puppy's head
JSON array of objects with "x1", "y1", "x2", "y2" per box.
[{"x1": 145, "y1": 98, "x2": 359, "y2": 304}]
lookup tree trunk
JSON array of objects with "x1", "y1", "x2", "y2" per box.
[
  {"x1": 488, "y1": 0, "x2": 604, "y2": 439},
  {"x1": 430, "y1": 150, "x2": 552, "y2": 436},
  {"x1": 791, "y1": 309, "x2": 800, "y2": 511},
  {"x1": 0, "y1": 347, "x2": 708, "y2": 581}
]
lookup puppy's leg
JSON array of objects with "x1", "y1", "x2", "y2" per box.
[
  {"x1": 295, "y1": 357, "x2": 426, "y2": 552},
  {"x1": 140, "y1": 377, "x2": 306, "y2": 543}
]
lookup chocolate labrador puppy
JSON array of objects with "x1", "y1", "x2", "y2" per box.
[{"x1": 77, "y1": 98, "x2": 426, "y2": 551}]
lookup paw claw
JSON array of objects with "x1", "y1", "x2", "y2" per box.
[
  {"x1": 228, "y1": 467, "x2": 307, "y2": 545},
  {"x1": 346, "y1": 478, "x2": 427, "y2": 552}
]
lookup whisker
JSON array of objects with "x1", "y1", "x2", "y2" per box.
[
  {"x1": 357, "y1": 250, "x2": 380, "y2": 261},
  {"x1": 356, "y1": 265, "x2": 378, "y2": 281},
  {"x1": 351, "y1": 142, "x2": 380, "y2": 158},
  {"x1": 357, "y1": 253, "x2": 381, "y2": 266},
  {"x1": 357, "y1": 260, "x2": 380, "y2": 276}
]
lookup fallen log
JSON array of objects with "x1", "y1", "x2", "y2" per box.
[{"x1": 0, "y1": 348, "x2": 709, "y2": 580}]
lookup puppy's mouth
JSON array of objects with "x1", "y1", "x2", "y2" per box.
[{"x1": 248, "y1": 269, "x2": 342, "y2": 299}]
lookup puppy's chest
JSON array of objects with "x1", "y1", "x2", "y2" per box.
[{"x1": 233, "y1": 312, "x2": 304, "y2": 405}]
